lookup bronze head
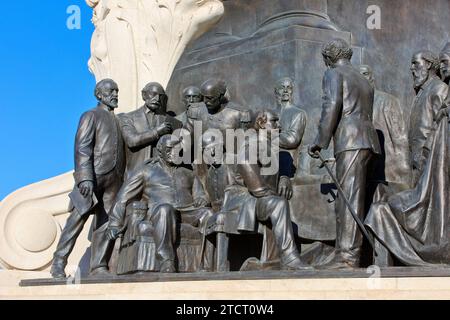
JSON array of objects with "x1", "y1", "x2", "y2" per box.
[
  {"x1": 275, "y1": 77, "x2": 295, "y2": 104},
  {"x1": 359, "y1": 65, "x2": 375, "y2": 88},
  {"x1": 182, "y1": 86, "x2": 202, "y2": 107},
  {"x1": 142, "y1": 82, "x2": 168, "y2": 113},
  {"x1": 410, "y1": 51, "x2": 439, "y2": 90},
  {"x1": 322, "y1": 39, "x2": 353, "y2": 68},
  {"x1": 95, "y1": 79, "x2": 119, "y2": 109},
  {"x1": 200, "y1": 79, "x2": 228, "y2": 112},
  {"x1": 157, "y1": 134, "x2": 182, "y2": 166},
  {"x1": 255, "y1": 109, "x2": 280, "y2": 131},
  {"x1": 440, "y1": 42, "x2": 450, "y2": 83}
]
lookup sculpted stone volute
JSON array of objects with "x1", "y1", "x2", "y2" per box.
[{"x1": 86, "y1": 0, "x2": 224, "y2": 112}]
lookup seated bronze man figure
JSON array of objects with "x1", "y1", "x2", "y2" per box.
[
  {"x1": 205, "y1": 110, "x2": 314, "y2": 271},
  {"x1": 106, "y1": 135, "x2": 213, "y2": 273}
]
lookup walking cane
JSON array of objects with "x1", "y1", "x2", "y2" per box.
[
  {"x1": 316, "y1": 151, "x2": 378, "y2": 256},
  {"x1": 198, "y1": 218, "x2": 209, "y2": 271}
]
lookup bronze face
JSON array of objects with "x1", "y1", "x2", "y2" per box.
[
  {"x1": 359, "y1": 65, "x2": 375, "y2": 88},
  {"x1": 201, "y1": 79, "x2": 226, "y2": 112},
  {"x1": 143, "y1": 83, "x2": 167, "y2": 112},
  {"x1": 182, "y1": 86, "x2": 203, "y2": 107},
  {"x1": 275, "y1": 78, "x2": 294, "y2": 103},
  {"x1": 97, "y1": 79, "x2": 119, "y2": 109},
  {"x1": 256, "y1": 110, "x2": 280, "y2": 133},
  {"x1": 411, "y1": 53, "x2": 431, "y2": 89},
  {"x1": 440, "y1": 53, "x2": 450, "y2": 83},
  {"x1": 158, "y1": 135, "x2": 182, "y2": 166},
  {"x1": 265, "y1": 112, "x2": 280, "y2": 131},
  {"x1": 203, "y1": 93, "x2": 221, "y2": 111}
]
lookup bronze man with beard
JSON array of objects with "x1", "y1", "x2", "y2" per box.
[
  {"x1": 106, "y1": 135, "x2": 212, "y2": 273},
  {"x1": 409, "y1": 51, "x2": 448, "y2": 185},
  {"x1": 119, "y1": 82, "x2": 181, "y2": 177},
  {"x1": 309, "y1": 39, "x2": 381, "y2": 269},
  {"x1": 176, "y1": 86, "x2": 203, "y2": 125},
  {"x1": 50, "y1": 79, "x2": 126, "y2": 278}
]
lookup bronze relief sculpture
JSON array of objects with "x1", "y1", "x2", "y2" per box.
[
  {"x1": 46, "y1": 5, "x2": 450, "y2": 279},
  {"x1": 51, "y1": 79, "x2": 126, "y2": 278}
]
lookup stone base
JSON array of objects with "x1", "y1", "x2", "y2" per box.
[{"x1": 1, "y1": 268, "x2": 450, "y2": 300}]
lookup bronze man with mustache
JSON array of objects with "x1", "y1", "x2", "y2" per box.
[
  {"x1": 106, "y1": 135, "x2": 212, "y2": 273},
  {"x1": 119, "y1": 82, "x2": 182, "y2": 177},
  {"x1": 176, "y1": 86, "x2": 203, "y2": 125},
  {"x1": 409, "y1": 51, "x2": 448, "y2": 185},
  {"x1": 50, "y1": 79, "x2": 126, "y2": 278}
]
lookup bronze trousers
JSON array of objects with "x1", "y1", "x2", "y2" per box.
[{"x1": 335, "y1": 149, "x2": 372, "y2": 264}]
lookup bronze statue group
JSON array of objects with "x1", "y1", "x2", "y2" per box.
[{"x1": 49, "y1": 39, "x2": 450, "y2": 279}]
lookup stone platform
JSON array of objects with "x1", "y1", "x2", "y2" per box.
[{"x1": 1, "y1": 268, "x2": 449, "y2": 300}]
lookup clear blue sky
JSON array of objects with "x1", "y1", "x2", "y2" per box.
[{"x1": 0, "y1": 1, "x2": 97, "y2": 200}]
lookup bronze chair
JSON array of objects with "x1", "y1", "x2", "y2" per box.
[{"x1": 116, "y1": 201, "x2": 213, "y2": 274}]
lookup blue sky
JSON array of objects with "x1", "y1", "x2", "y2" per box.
[{"x1": 0, "y1": 1, "x2": 96, "y2": 199}]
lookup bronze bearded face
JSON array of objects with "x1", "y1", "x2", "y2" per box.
[
  {"x1": 97, "y1": 80, "x2": 119, "y2": 109},
  {"x1": 411, "y1": 53, "x2": 432, "y2": 90}
]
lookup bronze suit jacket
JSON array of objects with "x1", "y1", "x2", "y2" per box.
[
  {"x1": 74, "y1": 105, "x2": 125, "y2": 185},
  {"x1": 315, "y1": 61, "x2": 381, "y2": 156},
  {"x1": 119, "y1": 106, "x2": 181, "y2": 175}
]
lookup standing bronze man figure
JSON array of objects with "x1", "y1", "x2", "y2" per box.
[
  {"x1": 50, "y1": 79, "x2": 126, "y2": 278},
  {"x1": 309, "y1": 39, "x2": 381, "y2": 269},
  {"x1": 274, "y1": 77, "x2": 307, "y2": 178},
  {"x1": 364, "y1": 47, "x2": 450, "y2": 267},
  {"x1": 409, "y1": 51, "x2": 448, "y2": 185},
  {"x1": 119, "y1": 82, "x2": 181, "y2": 176}
]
